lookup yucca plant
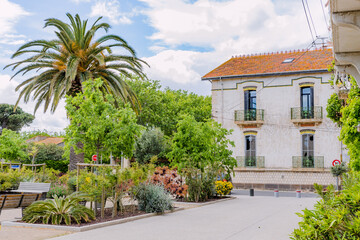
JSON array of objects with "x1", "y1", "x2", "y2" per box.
[{"x1": 22, "y1": 192, "x2": 94, "y2": 225}]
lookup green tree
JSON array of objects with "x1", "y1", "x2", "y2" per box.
[
  {"x1": 23, "y1": 143, "x2": 68, "y2": 173},
  {"x1": 0, "y1": 104, "x2": 34, "y2": 134},
  {"x1": 125, "y1": 77, "x2": 212, "y2": 136},
  {"x1": 0, "y1": 129, "x2": 28, "y2": 161},
  {"x1": 5, "y1": 13, "x2": 148, "y2": 170},
  {"x1": 326, "y1": 93, "x2": 343, "y2": 126},
  {"x1": 168, "y1": 115, "x2": 236, "y2": 201},
  {"x1": 134, "y1": 128, "x2": 167, "y2": 165},
  {"x1": 65, "y1": 78, "x2": 142, "y2": 162},
  {"x1": 338, "y1": 78, "x2": 360, "y2": 170}
]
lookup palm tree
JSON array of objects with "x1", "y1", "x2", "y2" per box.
[{"x1": 5, "y1": 13, "x2": 148, "y2": 170}]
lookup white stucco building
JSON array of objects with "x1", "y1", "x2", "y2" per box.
[{"x1": 202, "y1": 48, "x2": 341, "y2": 191}]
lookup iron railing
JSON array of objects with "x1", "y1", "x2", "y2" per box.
[
  {"x1": 292, "y1": 156, "x2": 324, "y2": 168},
  {"x1": 234, "y1": 109, "x2": 264, "y2": 122},
  {"x1": 236, "y1": 156, "x2": 265, "y2": 168},
  {"x1": 290, "y1": 106, "x2": 323, "y2": 120}
]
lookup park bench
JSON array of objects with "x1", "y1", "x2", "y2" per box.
[
  {"x1": 11, "y1": 182, "x2": 51, "y2": 199},
  {"x1": 0, "y1": 193, "x2": 41, "y2": 215}
]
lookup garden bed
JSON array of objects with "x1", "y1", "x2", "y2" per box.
[
  {"x1": 20, "y1": 205, "x2": 146, "y2": 227},
  {"x1": 176, "y1": 196, "x2": 232, "y2": 203},
  {"x1": 2, "y1": 206, "x2": 184, "y2": 232},
  {"x1": 174, "y1": 196, "x2": 236, "y2": 208}
]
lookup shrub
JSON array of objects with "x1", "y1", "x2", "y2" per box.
[
  {"x1": 22, "y1": 192, "x2": 94, "y2": 225},
  {"x1": 67, "y1": 176, "x2": 77, "y2": 193},
  {"x1": 134, "y1": 128, "x2": 167, "y2": 165},
  {"x1": 47, "y1": 184, "x2": 68, "y2": 198},
  {"x1": 186, "y1": 171, "x2": 215, "y2": 202},
  {"x1": 215, "y1": 180, "x2": 233, "y2": 196},
  {"x1": 33, "y1": 144, "x2": 68, "y2": 173},
  {"x1": 150, "y1": 166, "x2": 188, "y2": 199},
  {"x1": 133, "y1": 183, "x2": 173, "y2": 213},
  {"x1": 291, "y1": 173, "x2": 360, "y2": 239},
  {"x1": 330, "y1": 162, "x2": 348, "y2": 177}
]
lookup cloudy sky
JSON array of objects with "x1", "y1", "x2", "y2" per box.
[{"x1": 0, "y1": 0, "x2": 330, "y2": 132}]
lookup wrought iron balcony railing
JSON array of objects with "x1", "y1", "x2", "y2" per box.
[
  {"x1": 292, "y1": 156, "x2": 324, "y2": 168},
  {"x1": 236, "y1": 156, "x2": 265, "y2": 168},
  {"x1": 290, "y1": 106, "x2": 323, "y2": 125},
  {"x1": 234, "y1": 109, "x2": 264, "y2": 127},
  {"x1": 291, "y1": 106, "x2": 322, "y2": 120}
]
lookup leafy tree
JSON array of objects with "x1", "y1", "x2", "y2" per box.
[
  {"x1": 23, "y1": 143, "x2": 68, "y2": 173},
  {"x1": 65, "y1": 78, "x2": 142, "y2": 162},
  {"x1": 125, "y1": 77, "x2": 212, "y2": 136},
  {"x1": 168, "y1": 115, "x2": 236, "y2": 201},
  {"x1": 0, "y1": 104, "x2": 34, "y2": 134},
  {"x1": 0, "y1": 129, "x2": 28, "y2": 161},
  {"x1": 21, "y1": 130, "x2": 65, "y2": 140},
  {"x1": 331, "y1": 162, "x2": 348, "y2": 190},
  {"x1": 326, "y1": 93, "x2": 343, "y2": 126},
  {"x1": 134, "y1": 128, "x2": 167, "y2": 165},
  {"x1": 338, "y1": 78, "x2": 360, "y2": 170},
  {"x1": 5, "y1": 13, "x2": 148, "y2": 170}
]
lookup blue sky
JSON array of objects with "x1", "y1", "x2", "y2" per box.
[{"x1": 0, "y1": 0, "x2": 330, "y2": 132}]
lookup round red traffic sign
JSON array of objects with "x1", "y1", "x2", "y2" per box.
[
  {"x1": 332, "y1": 159, "x2": 341, "y2": 166},
  {"x1": 92, "y1": 155, "x2": 97, "y2": 161}
]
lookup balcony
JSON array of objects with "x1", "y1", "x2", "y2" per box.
[
  {"x1": 236, "y1": 156, "x2": 265, "y2": 168},
  {"x1": 234, "y1": 109, "x2": 264, "y2": 127},
  {"x1": 290, "y1": 106, "x2": 323, "y2": 126},
  {"x1": 292, "y1": 156, "x2": 324, "y2": 169}
]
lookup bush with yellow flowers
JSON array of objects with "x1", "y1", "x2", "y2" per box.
[{"x1": 215, "y1": 180, "x2": 233, "y2": 196}]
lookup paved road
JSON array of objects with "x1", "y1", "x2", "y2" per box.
[
  {"x1": 232, "y1": 189, "x2": 318, "y2": 198},
  {"x1": 51, "y1": 195, "x2": 318, "y2": 240}
]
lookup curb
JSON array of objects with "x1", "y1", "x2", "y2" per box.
[
  {"x1": 174, "y1": 196, "x2": 236, "y2": 207},
  {"x1": 1, "y1": 207, "x2": 185, "y2": 232}
]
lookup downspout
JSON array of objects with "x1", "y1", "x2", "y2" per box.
[{"x1": 220, "y1": 77, "x2": 224, "y2": 125}]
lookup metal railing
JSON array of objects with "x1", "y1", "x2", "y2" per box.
[
  {"x1": 292, "y1": 156, "x2": 324, "y2": 168},
  {"x1": 234, "y1": 109, "x2": 264, "y2": 122},
  {"x1": 236, "y1": 156, "x2": 265, "y2": 168},
  {"x1": 290, "y1": 106, "x2": 323, "y2": 120}
]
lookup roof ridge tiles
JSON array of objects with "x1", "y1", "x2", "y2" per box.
[
  {"x1": 202, "y1": 48, "x2": 333, "y2": 79},
  {"x1": 232, "y1": 47, "x2": 331, "y2": 59}
]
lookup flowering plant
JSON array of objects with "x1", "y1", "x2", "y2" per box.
[
  {"x1": 150, "y1": 166, "x2": 188, "y2": 199},
  {"x1": 215, "y1": 180, "x2": 233, "y2": 196}
]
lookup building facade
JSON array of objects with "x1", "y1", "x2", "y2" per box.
[{"x1": 203, "y1": 48, "x2": 341, "y2": 191}]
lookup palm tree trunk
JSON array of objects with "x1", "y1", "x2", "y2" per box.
[
  {"x1": 69, "y1": 142, "x2": 84, "y2": 171},
  {"x1": 68, "y1": 76, "x2": 84, "y2": 171}
]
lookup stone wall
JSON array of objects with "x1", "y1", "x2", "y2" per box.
[{"x1": 232, "y1": 168, "x2": 336, "y2": 191}]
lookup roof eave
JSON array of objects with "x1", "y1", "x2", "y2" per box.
[{"x1": 201, "y1": 69, "x2": 330, "y2": 81}]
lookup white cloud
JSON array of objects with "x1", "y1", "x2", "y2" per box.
[
  {"x1": 0, "y1": 0, "x2": 30, "y2": 45},
  {"x1": 90, "y1": 0, "x2": 132, "y2": 25},
  {"x1": 143, "y1": 50, "x2": 201, "y2": 84},
  {"x1": 70, "y1": 0, "x2": 92, "y2": 3},
  {"x1": 140, "y1": 0, "x2": 330, "y2": 88},
  {"x1": 0, "y1": 74, "x2": 68, "y2": 132}
]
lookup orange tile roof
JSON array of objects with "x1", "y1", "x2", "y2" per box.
[
  {"x1": 36, "y1": 137, "x2": 64, "y2": 145},
  {"x1": 202, "y1": 48, "x2": 333, "y2": 80}
]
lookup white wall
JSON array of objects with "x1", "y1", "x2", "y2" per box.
[{"x1": 211, "y1": 73, "x2": 341, "y2": 169}]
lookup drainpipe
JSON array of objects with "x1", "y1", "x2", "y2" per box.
[{"x1": 220, "y1": 77, "x2": 224, "y2": 125}]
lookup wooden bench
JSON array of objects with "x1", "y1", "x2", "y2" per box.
[
  {"x1": 0, "y1": 193, "x2": 41, "y2": 215},
  {"x1": 11, "y1": 182, "x2": 51, "y2": 199}
]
